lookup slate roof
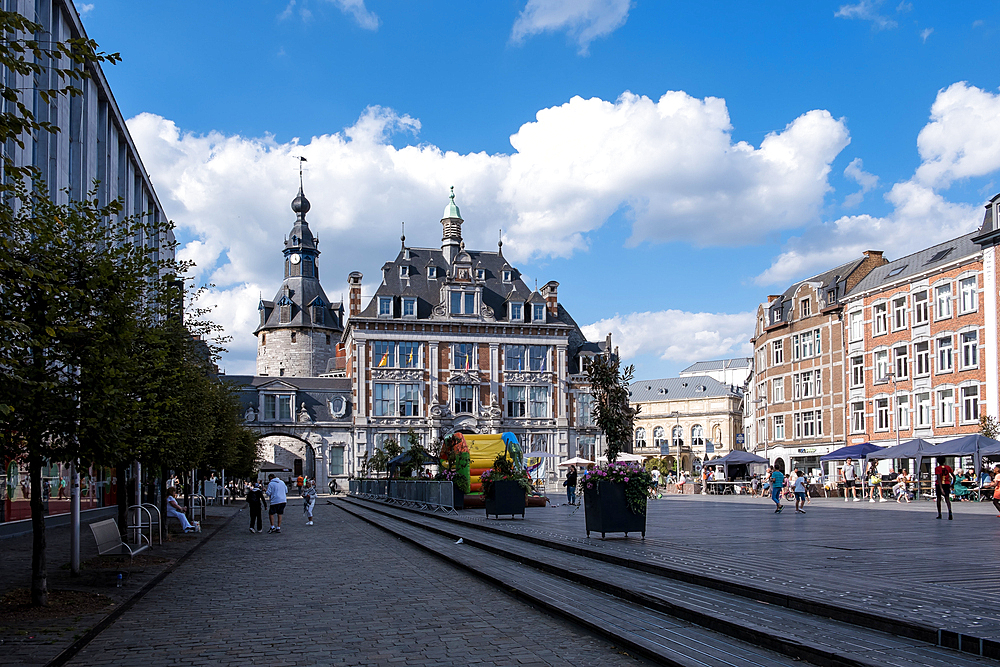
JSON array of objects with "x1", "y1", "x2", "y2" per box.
[
  {"x1": 849, "y1": 231, "x2": 980, "y2": 295},
  {"x1": 766, "y1": 257, "x2": 865, "y2": 325},
  {"x1": 629, "y1": 376, "x2": 743, "y2": 403},
  {"x1": 679, "y1": 358, "x2": 751, "y2": 374}
]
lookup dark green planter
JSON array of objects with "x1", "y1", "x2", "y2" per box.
[
  {"x1": 484, "y1": 480, "x2": 526, "y2": 519},
  {"x1": 452, "y1": 482, "x2": 465, "y2": 510},
  {"x1": 584, "y1": 481, "x2": 645, "y2": 539}
]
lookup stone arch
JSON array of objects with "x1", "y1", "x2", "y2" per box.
[
  {"x1": 256, "y1": 430, "x2": 320, "y2": 481},
  {"x1": 774, "y1": 457, "x2": 786, "y2": 473}
]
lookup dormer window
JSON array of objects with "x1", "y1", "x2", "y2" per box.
[
  {"x1": 378, "y1": 297, "x2": 393, "y2": 318},
  {"x1": 312, "y1": 305, "x2": 324, "y2": 325},
  {"x1": 402, "y1": 298, "x2": 416, "y2": 318},
  {"x1": 503, "y1": 270, "x2": 512, "y2": 283},
  {"x1": 427, "y1": 266, "x2": 437, "y2": 279},
  {"x1": 801, "y1": 298, "x2": 811, "y2": 317},
  {"x1": 509, "y1": 302, "x2": 523, "y2": 321},
  {"x1": 279, "y1": 304, "x2": 291, "y2": 324},
  {"x1": 476, "y1": 268, "x2": 485, "y2": 280},
  {"x1": 450, "y1": 290, "x2": 476, "y2": 315},
  {"x1": 404, "y1": 248, "x2": 411, "y2": 260},
  {"x1": 532, "y1": 304, "x2": 545, "y2": 322},
  {"x1": 400, "y1": 266, "x2": 409, "y2": 278}
]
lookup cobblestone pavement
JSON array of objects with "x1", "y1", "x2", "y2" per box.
[{"x1": 66, "y1": 500, "x2": 653, "y2": 666}]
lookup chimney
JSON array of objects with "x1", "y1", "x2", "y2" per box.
[
  {"x1": 863, "y1": 250, "x2": 884, "y2": 260},
  {"x1": 767, "y1": 295, "x2": 781, "y2": 303},
  {"x1": 348, "y1": 271, "x2": 363, "y2": 317},
  {"x1": 540, "y1": 280, "x2": 559, "y2": 318}
]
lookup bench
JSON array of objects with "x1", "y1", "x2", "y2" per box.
[{"x1": 89, "y1": 518, "x2": 150, "y2": 576}]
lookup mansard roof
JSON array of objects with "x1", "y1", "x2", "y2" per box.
[
  {"x1": 228, "y1": 374, "x2": 352, "y2": 423},
  {"x1": 850, "y1": 231, "x2": 980, "y2": 295},
  {"x1": 629, "y1": 376, "x2": 743, "y2": 403},
  {"x1": 765, "y1": 257, "x2": 866, "y2": 324},
  {"x1": 679, "y1": 358, "x2": 751, "y2": 374}
]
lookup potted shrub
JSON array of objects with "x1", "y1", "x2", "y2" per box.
[
  {"x1": 480, "y1": 453, "x2": 530, "y2": 519},
  {"x1": 581, "y1": 347, "x2": 649, "y2": 539},
  {"x1": 437, "y1": 434, "x2": 470, "y2": 509}
]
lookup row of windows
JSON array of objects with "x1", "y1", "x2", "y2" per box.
[
  {"x1": 372, "y1": 383, "x2": 552, "y2": 418},
  {"x1": 368, "y1": 342, "x2": 551, "y2": 371},
  {"x1": 768, "y1": 331, "x2": 822, "y2": 366},
  {"x1": 260, "y1": 331, "x2": 333, "y2": 346},
  {"x1": 849, "y1": 277, "x2": 978, "y2": 340},
  {"x1": 378, "y1": 292, "x2": 547, "y2": 322},
  {"x1": 769, "y1": 411, "x2": 823, "y2": 440},
  {"x1": 635, "y1": 425, "x2": 706, "y2": 449},
  {"x1": 274, "y1": 303, "x2": 331, "y2": 326},
  {"x1": 849, "y1": 331, "x2": 979, "y2": 386},
  {"x1": 395, "y1": 262, "x2": 514, "y2": 283},
  {"x1": 850, "y1": 386, "x2": 979, "y2": 432}
]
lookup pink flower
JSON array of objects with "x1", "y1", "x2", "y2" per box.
[{"x1": 624, "y1": 477, "x2": 629, "y2": 482}]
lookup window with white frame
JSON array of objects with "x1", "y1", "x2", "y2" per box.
[
  {"x1": 373, "y1": 383, "x2": 396, "y2": 416},
  {"x1": 502, "y1": 270, "x2": 512, "y2": 283},
  {"x1": 893, "y1": 345, "x2": 909, "y2": 380},
  {"x1": 851, "y1": 356, "x2": 865, "y2": 387},
  {"x1": 529, "y1": 386, "x2": 549, "y2": 417},
  {"x1": 773, "y1": 415, "x2": 785, "y2": 440},
  {"x1": 328, "y1": 447, "x2": 344, "y2": 476},
  {"x1": 402, "y1": 298, "x2": 416, "y2": 318},
  {"x1": 961, "y1": 385, "x2": 980, "y2": 423},
  {"x1": 792, "y1": 329, "x2": 821, "y2": 360},
  {"x1": 672, "y1": 425, "x2": 684, "y2": 448},
  {"x1": 398, "y1": 341, "x2": 420, "y2": 368},
  {"x1": 378, "y1": 296, "x2": 393, "y2": 317},
  {"x1": 913, "y1": 290, "x2": 928, "y2": 325},
  {"x1": 874, "y1": 350, "x2": 889, "y2": 383},
  {"x1": 509, "y1": 302, "x2": 523, "y2": 321},
  {"x1": 454, "y1": 343, "x2": 475, "y2": 370},
  {"x1": 692, "y1": 425, "x2": 705, "y2": 447},
  {"x1": 937, "y1": 389, "x2": 955, "y2": 425},
  {"x1": 399, "y1": 265, "x2": 409, "y2": 277},
  {"x1": 793, "y1": 370, "x2": 820, "y2": 399},
  {"x1": 453, "y1": 385, "x2": 475, "y2": 414},
  {"x1": 576, "y1": 393, "x2": 594, "y2": 427},
  {"x1": 915, "y1": 342, "x2": 930, "y2": 376},
  {"x1": 529, "y1": 345, "x2": 548, "y2": 371},
  {"x1": 873, "y1": 302, "x2": 888, "y2": 335},
  {"x1": 849, "y1": 310, "x2": 864, "y2": 341},
  {"x1": 915, "y1": 392, "x2": 931, "y2": 427},
  {"x1": 506, "y1": 386, "x2": 527, "y2": 417},
  {"x1": 801, "y1": 298, "x2": 811, "y2": 317},
  {"x1": 756, "y1": 346, "x2": 767, "y2": 372},
  {"x1": 399, "y1": 384, "x2": 420, "y2": 416},
  {"x1": 772, "y1": 339, "x2": 784, "y2": 365},
  {"x1": 875, "y1": 398, "x2": 890, "y2": 431},
  {"x1": 635, "y1": 428, "x2": 647, "y2": 449},
  {"x1": 373, "y1": 340, "x2": 395, "y2": 368},
  {"x1": 757, "y1": 382, "x2": 766, "y2": 405},
  {"x1": 959, "y1": 276, "x2": 978, "y2": 313},
  {"x1": 937, "y1": 336, "x2": 953, "y2": 373},
  {"x1": 851, "y1": 402, "x2": 865, "y2": 433},
  {"x1": 653, "y1": 426, "x2": 666, "y2": 450},
  {"x1": 936, "y1": 283, "x2": 952, "y2": 319},
  {"x1": 960, "y1": 331, "x2": 978, "y2": 368},
  {"x1": 476, "y1": 268, "x2": 485, "y2": 280},
  {"x1": 505, "y1": 345, "x2": 526, "y2": 371},
  {"x1": 532, "y1": 303, "x2": 545, "y2": 321},
  {"x1": 450, "y1": 290, "x2": 476, "y2": 315},
  {"x1": 263, "y1": 394, "x2": 293, "y2": 421},
  {"x1": 794, "y1": 411, "x2": 823, "y2": 438},
  {"x1": 892, "y1": 296, "x2": 908, "y2": 330},
  {"x1": 771, "y1": 377, "x2": 784, "y2": 403},
  {"x1": 427, "y1": 266, "x2": 437, "y2": 279},
  {"x1": 896, "y1": 394, "x2": 910, "y2": 429}
]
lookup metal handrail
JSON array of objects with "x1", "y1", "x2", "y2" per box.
[
  {"x1": 349, "y1": 479, "x2": 457, "y2": 512},
  {"x1": 188, "y1": 493, "x2": 207, "y2": 523},
  {"x1": 141, "y1": 503, "x2": 162, "y2": 545},
  {"x1": 126, "y1": 504, "x2": 154, "y2": 548}
]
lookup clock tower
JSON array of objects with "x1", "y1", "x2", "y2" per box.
[{"x1": 254, "y1": 185, "x2": 345, "y2": 377}]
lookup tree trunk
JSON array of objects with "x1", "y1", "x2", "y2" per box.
[
  {"x1": 117, "y1": 467, "x2": 128, "y2": 537},
  {"x1": 159, "y1": 466, "x2": 168, "y2": 530},
  {"x1": 29, "y1": 452, "x2": 48, "y2": 606}
]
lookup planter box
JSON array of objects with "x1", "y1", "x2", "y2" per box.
[
  {"x1": 584, "y1": 481, "x2": 646, "y2": 539},
  {"x1": 484, "y1": 480, "x2": 526, "y2": 519},
  {"x1": 452, "y1": 482, "x2": 465, "y2": 510}
]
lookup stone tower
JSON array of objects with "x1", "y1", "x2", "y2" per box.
[{"x1": 255, "y1": 185, "x2": 345, "y2": 377}]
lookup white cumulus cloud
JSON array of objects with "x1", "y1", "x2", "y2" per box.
[
  {"x1": 835, "y1": 0, "x2": 898, "y2": 30},
  {"x1": 843, "y1": 157, "x2": 879, "y2": 207},
  {"x1": 511, "y1": 0, "x2": 631, "y2": 55},
  {"x1": 128, "y1": 91, "x2": 850, "y2": 373},
  {"x1": 581, "y1": 310, "x2": 755, "y2": 364},
  {"x1": 756, "y1": 81, "x2": 1000, "y2": 287}
]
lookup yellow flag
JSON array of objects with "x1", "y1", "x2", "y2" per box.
[{"x1": 378, "y1": 352, "x2": 388, "y2": 367}]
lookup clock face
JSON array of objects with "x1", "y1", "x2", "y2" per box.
[{"x1": 290, "y1": 254, "x2": 301, "y2": 265}]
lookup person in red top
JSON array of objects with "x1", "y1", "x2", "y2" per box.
[{"x1": 934, "y1": 457, "x2": 954, "y2": 520}]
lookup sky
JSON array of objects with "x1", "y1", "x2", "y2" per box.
[{"x1": 79, "y1": 0, "x2": 1000, "y2": 379}]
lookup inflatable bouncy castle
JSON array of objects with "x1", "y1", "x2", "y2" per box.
[{"x1": 440, "y1": 432, "x2": 524, "y2": 493}]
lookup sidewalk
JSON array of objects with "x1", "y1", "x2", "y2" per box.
[{"x1": 1, "y1": 503, "x2": 241, "y2": 666}]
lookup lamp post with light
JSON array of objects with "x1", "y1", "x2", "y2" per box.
[
  {"x1": 752, "y1": 397, "x2": 768, "y2": 464},
  {"x1": 667, "y1": 410, "x2": 682, "y2": 477}
]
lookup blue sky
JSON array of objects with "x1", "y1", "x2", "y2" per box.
[{"x1": 81, "y1": 0, "x2": 1000, "y2": 378}]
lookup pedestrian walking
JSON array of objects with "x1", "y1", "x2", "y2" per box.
[
  {"x1": 934, "y1": 457, "x2": 954, "y2": 520},
  {"x1": 565, "y1": 465, "x2": 578, "y2": 506},
  {"x1": 867, "y1": 461, "x2": 886, "y2": 502},
  {"x1": 303, "y1": 480, "x2": 317, "y2": 525},
  {"x1": 649, "y1": 467, "x2": 660, "y2": 499},
  {"x1": 768, "y1": 466, "x2": 784, "y2": 513},
  {"x1": 792, "y1": 469, "x2": 807, "y2": 513},
  {"x1": 991, "y1": 465, "x2": 1000, "y2": 517},
  {"x1": 57, "y1": 477, "x2": 66, "y2": 499},
  {"x1": 246, "y1": 482, "x2": 265, "y2": 533},
  {"x1": 266, "y1": 473, "x2": 288, "y2": 533},
  {"x1": 296, "y1": 475, "x2": 304, "y2": 496},
  {"x1": 841, "y1": 457, "x2": 859, "y2": 502}
]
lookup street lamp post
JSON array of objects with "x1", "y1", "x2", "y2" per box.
[
  {"x1": 883, "y1": 371, "x2": 901, "y2": 450},
  {"x1": 752, "y1": 397, "x2": 768, "y2": 463},
  {"x1": 667, "y1": 410, "x2": 682, "y2": 477}
]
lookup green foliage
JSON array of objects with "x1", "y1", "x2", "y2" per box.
[
  {"x1": 398, "y1": 429, "x2": 429, "y2": 478},
  {"x1": 981, "y1": 415, "x2": 999, "y2": 440},
  {"x1": 585, "y1": 352, "x2": 639, "y2": 464},
  {"x1": 480, "y1": 452, "x2": 531, "y2": 497}
]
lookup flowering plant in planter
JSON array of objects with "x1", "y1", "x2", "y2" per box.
[
  {"x1": 479, "y1": 453, "x2": 532, "y2": 497},
  {"x1": 580, "y1": 461, "x2": 653, "y2": 515}
]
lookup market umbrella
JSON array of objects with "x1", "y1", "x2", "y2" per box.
[
  {"x1": 598, "y1": 453, "x2": 644, "y2": 463},
  {"x1": 559, "y1": 457, "x2": 595, "y2": 467},
  {"x1": 820, "y1": 443, "x2": 884, "y2": 461}
]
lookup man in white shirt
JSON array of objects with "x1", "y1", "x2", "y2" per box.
[
  {"x1": 266, "y1": 474, "x2": 288, "y2": 533},
  {"x1": 841, "y1": 457, "x2": 859, "y2": 502}
]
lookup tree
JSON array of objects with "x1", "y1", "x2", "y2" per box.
[
  {"x1": 981, "y1": 415, "x2": 999, "y2": 440},
  {"x1": 586, "y1": 351, "x2": 639, "y2": 464}
]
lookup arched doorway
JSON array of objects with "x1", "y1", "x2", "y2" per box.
[
  {"x1": 774, "y1": 458, "x2": 786, "y2": 473},
  {"x1": 257, "y1": 432, "x2": 317, "y2": 483}
]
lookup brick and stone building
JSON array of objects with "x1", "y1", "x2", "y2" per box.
[
  {"x1": 842, "y1": 233, "x2": 986, "y2": 456},
  {"x1": 342, "y1": 189, "x2": 605, "y2": 483},
  {"x1": 972, "y1": 193, "x2": 1000, "y2": 422},
  {"x1": 749, "y1": 252, "x2": 888, "y2": 473}
]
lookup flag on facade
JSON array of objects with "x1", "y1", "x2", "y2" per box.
[{"x1": 379, "y1": 352, "x2": 388, "y2": 367}]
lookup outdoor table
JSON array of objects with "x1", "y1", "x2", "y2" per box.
[{"x1": 707, "y1": 481, "x2": 743, "y2": 495}]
